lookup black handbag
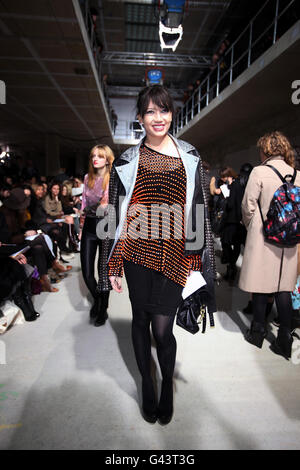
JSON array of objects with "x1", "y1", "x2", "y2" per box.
[{"x1": 176, "y1": 286, "x2": 215, "y2": 335}]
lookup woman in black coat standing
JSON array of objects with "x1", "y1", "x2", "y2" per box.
[
  {"x1": 221, "y1": 163, "x2": 253, "y2": 281},
  {"x1": 98, "y1": 85, "x2": 216, "y2": 425}
]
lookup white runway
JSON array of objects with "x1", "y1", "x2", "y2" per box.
[{"x1": 0, "y1": 246, "x2": 300, "y2": 450}]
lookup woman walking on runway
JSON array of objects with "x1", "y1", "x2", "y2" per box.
[
  {"x1": 101, "y1": 85, "x2": 215, "y2": 424},
  {"x1": 80, "y1": 144, "x2": 114, "y2": 327}
]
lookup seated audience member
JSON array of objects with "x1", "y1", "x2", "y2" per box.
[
  {"x1": 30, "y1": 183, "x2": 73, "y2": 257},
  {"x1": 0, "y1": 187, "x2": 31, "y2": 244},
  {"x1": 72, "y1": 177, "x2": 84, "y2": 210},
  {"x1": 0, "y1": 213, "x2": 39, "y2": 321},
  {"x1": 44, "y1": 182, "x2": 78, "y2": 252},
  {"x1": 61, "y1": 182, "x2": 80, "y2": 238}
]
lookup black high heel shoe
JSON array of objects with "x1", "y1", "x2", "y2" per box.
[
  {"x1": 13, "y1": 286, "x2": 37, "y2": 322},
  {"x1": 142, "y1": 407, "x2": 157, "y2": 424},
  {"x1": 90, "y1": 297, "x2": 98, "y2": 319},
  {"x1": 94, "y1": 293, "x2": 109, "y2": 326},
  {"x1": 245, "y1": 321, "x2": 267, "y2": 349},
  {"x1": 270, "y1": 326, "x2": 293, "y2": 360},
  {"x1": 24, "y1": 279, "x2": 40, "y2": 318}
]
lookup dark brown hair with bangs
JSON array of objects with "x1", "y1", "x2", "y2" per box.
[{"x1": 136, "y1": 85, "x2": 174, "y2": 118}]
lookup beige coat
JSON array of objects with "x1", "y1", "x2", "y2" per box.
[
  {"x1": 43, "y1": 195, "x2": 63, "y2": 218},
  {"x1": 239, "y1": 155, "x2": 300, "y2": 293}
]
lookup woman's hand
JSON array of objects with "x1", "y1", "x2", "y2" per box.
[
  {"x1": 16, "y1": 254, "x2": 27, "y2": 264},
  {"x1": 78, "y1": 229, "x2": 82, "y2": 241},
  {"x1": 46, "y1": 218, "x2": 53, "y2": 224},
  {"x1": 64, "y1": 215, "x2": 74, "y2": 225},
  {"x1": 109, "y1": 276, "x2": 123, "y2": 293}
]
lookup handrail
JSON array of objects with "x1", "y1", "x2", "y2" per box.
[{"x1": 174, "y1": 0, "x2": 297, "y2": 135}]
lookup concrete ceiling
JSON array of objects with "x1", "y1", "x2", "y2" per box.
[
  {"x1": 0, "y1": 0, "x2": 112, "y2": 156},
  {"x1": 98, "y1": 0, "x2": 233, "y2": 88},
  {"x1": 179, "y1": 22, "x2": 300, "y2": 160},
  {"x1": 0, "y1": 0, "x2": 271, "y2": 158}
]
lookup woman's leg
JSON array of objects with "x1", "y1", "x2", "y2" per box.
[
  {"x1": 67, "y1": 222, "x2": 79, "y2": 252},
  {"x1": 131, "y1": 307, "x2": 157, "y2": 420},
  {"x1": 252, "y1": 293, "x2": 269, "y2": 324},
  {"x1": 46, "y1": 228, "x2": 59, "y2": 258},
  {"x1": 29, "y1": 244, "x2": 48, "y2": 276},
  {"x1": 124, "y1": 261, "x2": 153, "y2": 379},
  {"x1": 47, "y1": 225, "x2": 72, "y2": 256},
  {"x1": 80, "y1": 221, "x2": 99, "y2": 298},
  {"x1": 94, "y1": 243, "x2": 110, "y2": 326},
  {"x1": 151, "y1": 314, "x2": 176, "y2": 421},
  {"x1": 124, "y1": 261, "x2": 156, "y2": 420},
  {"x1": 271, "y1": 291, "x2": 293, "y2": 359},
  {"x1": 245, "y1": 293, "x2": 268, "y2": 348},
  {"x1": 151, "y1": 314, "x2": 176, "y2": 383},
  {"x1": 274, "y1": 291, "x2": 292, "y2": 329},
  {"x1": 131, "y1": 308, "x2": 152, "y2": 380}
]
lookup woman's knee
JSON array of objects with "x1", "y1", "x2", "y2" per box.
[
  {"x1": 152, "y1": 325, "x2": 174, "y2": 347},
  {"x1": 132, "y1": 309, "x2": 151, "y2": 329}
]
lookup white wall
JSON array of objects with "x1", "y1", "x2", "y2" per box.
[{"x1": 110, "y1": 97, "x2": 137, "y2": 123}]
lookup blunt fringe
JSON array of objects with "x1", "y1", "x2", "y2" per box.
[{"x1": 136, "y1": 85, "x2": 174, "y2": 118}]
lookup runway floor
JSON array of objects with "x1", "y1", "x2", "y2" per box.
[{"x1": 1, "y1": 243, "x2": 300, "y2": 450}]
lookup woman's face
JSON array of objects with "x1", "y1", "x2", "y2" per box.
[
  {"x1": 35, "y1": 186, "x2": 44, "y2": 199},
  {"x1": 51, "y1": 184, "x2": 60, "y2": 197},
  {"x1": 92, "y1": 151, "x2": 107, "y2": 170},
  {"x1": 62, "y1": 186, "x2": 67, "y2": 196},
  {"x1": 139, "y1": 100, "x2": 172, "y2": 140}
]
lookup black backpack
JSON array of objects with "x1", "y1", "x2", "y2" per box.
[{"x1": 258, "y1": 165, "x2": 300, "y2": 247}]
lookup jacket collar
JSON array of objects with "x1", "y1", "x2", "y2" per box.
[
  {"x1": 172, "y1": 135, "x2": 196, "y2": 154},
  {"x1": 261, "y1": 155, "x2": 284, "y2": 165},
  {"x1": 117, "y1": 134, "x2": 196, "y2": 164}
]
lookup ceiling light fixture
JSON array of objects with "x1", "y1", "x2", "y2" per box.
[{"x1": 158, "y1": 0, "x2": 186, "y2": 52}]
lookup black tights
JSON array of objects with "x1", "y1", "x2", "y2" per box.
[
  {"x1": 48, "y1": 227, "x2": 66, "y2": 258},
  {"x1": 132, "y1": 309, "x2": 176, "y2": 383},
  {"x1": 123, "y1": 260, "x2": 182, "y2": 412},
  {"x1": 253, "y1": 292, "x2": 292, "y2": 329},
  {"x1": 80, "y1": 217, "x2": 102, "y2": 298},
  {"x1": 132, "y1": 308, "x2": 176, "y2": 412}
]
